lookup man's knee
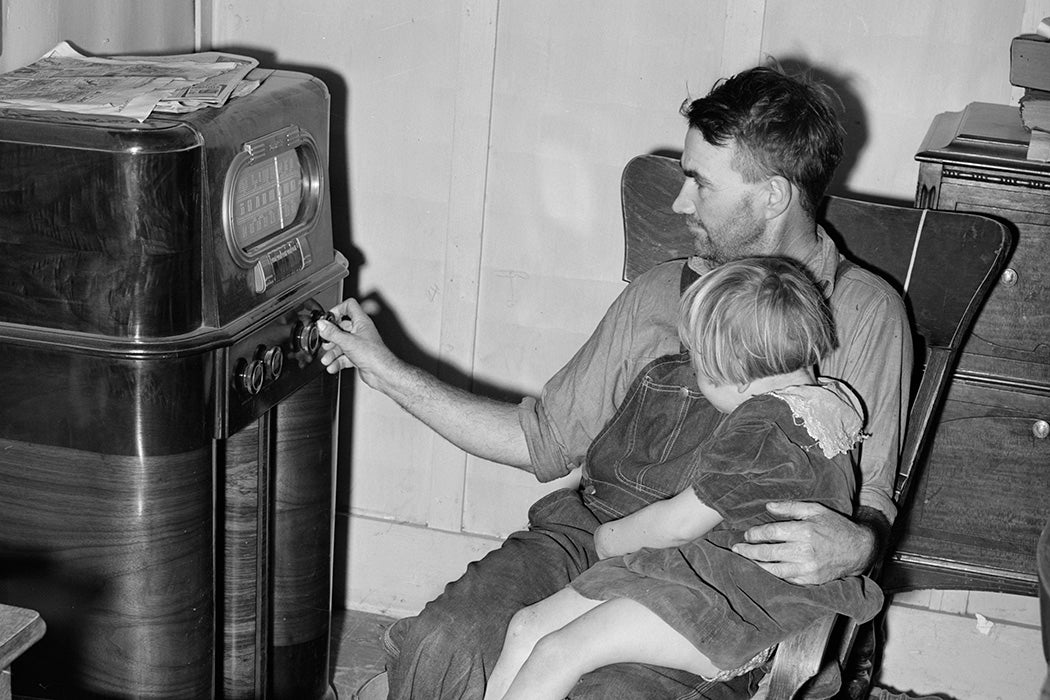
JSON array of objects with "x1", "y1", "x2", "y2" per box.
[{"x1": 401, "y1": 606, "x2": 466, "y2": 654}]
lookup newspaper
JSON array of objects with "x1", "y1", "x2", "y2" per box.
[{"x1": 0, "y1": 41, "x2": 260, "y2": 121}]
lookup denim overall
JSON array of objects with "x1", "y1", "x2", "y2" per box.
[{"x1": 385, "y1": 350, "x2": 760, "y2": 699}]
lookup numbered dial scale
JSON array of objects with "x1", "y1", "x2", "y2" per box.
[{"x1": 222, "y1": 125, "x2": 324, "y2": 293}]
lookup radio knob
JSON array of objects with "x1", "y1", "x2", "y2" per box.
[
  {"x1": 262, "y1": 345, "x2": 284, "y2": 380},
  {"x1": 292, "y1": 319, "x2": 322, "y2": 356},
  {"x1": 236, "y1": 358, "x2": 266, "y2": 395}
]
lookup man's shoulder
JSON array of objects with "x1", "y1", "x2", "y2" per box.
[
  {"x1": 620, "y1": 258, "x2": 690, "y2": 304},
  {"x1": 628, "y1": 257, "x2": 689, "y2": 286},
  {"x1": 830, "y1": 258, "x2": 906, "y2": 312}
]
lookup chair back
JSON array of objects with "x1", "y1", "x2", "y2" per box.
[
  {"x1": 621, "y1": 153, "x2": 1013, "y2": 698},
  {"x1": 818, "y1": 197, "x2": 1011, "y2": 507}
]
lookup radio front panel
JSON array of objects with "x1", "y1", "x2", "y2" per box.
[{"x1": 192, "y1": 71, "x2": 337, "y2": 328}]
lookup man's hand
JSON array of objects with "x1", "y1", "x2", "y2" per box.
[
  {"x1": 731, "y1": 501, "x2": 877, "y2": 585},
  {"x1": 316, "y1": 298, "x2": 397, "y2": 389}
]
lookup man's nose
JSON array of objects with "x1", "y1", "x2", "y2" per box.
[{"x1": 672, "y1": 181, "x2": 695, "y2": 215}]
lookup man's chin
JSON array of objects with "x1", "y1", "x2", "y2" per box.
[
  {"x1": 688, "y1": 238, "x2": 723, "y2": 264},
  {"x1": 689, "y1": 233, "x2": 711, "y2": 256}
]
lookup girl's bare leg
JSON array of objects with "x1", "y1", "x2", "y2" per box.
[
  {"x1": 500, "y1": 596, "x2": 722, "y2": 700},
  {"x1": 483, "y1": 588, "x2": 603, "y2": 700}
]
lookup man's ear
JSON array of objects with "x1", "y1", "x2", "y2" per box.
[
  {"x1": 763, "y1": 175, "x2": 792, "y2": 219},
  {"x1": 737, "y1": 381, "x2": 751, "y2": 394}
]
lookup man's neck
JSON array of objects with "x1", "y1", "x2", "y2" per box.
[{"x1": 770, "y1": 207, "x2": 821, "y2": 263}]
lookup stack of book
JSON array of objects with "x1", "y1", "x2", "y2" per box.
[{"x1": 1012, "y1": 33, "x2": 1050, "y2": 133}]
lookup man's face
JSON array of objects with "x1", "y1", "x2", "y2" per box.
[{"x1": 673, "y1": 128, "x2": 775, "y2": 264}]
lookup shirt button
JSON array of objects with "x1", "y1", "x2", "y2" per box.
[
  {"x1": 585, "y1": 484, "x2": 597, "y2": 496},
  {"x1": 679, "y1": 386, "x2": 690, "y2": 397}
]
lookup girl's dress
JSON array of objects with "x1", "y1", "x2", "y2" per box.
[{"x1": 570, "y1": 378, "x2": 884, "y2": 676}]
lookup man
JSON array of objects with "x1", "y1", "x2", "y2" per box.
[{"x1": 317, "y1": 64, "x2": 911, "y2": 699}]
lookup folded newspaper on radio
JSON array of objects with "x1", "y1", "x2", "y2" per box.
[{"x1": 0, "y1": 41, "x2": 267, "y2": 121}]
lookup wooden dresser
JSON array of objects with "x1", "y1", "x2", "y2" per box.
[{"x1": 894, "y1": 102, "x2": 1050, "y2": 596}]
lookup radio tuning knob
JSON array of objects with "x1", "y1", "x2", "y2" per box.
[{"x1": 292, "y1": 319, "x2": 322, "y2": 356}]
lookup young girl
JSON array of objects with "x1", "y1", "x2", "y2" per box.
[{"x1": 483, "y1": 256, "x2": 884, "y2": 700}]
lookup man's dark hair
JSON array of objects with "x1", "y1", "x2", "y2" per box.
[{"x1": 680, "y1": 65, "x2": 845, "y2": 216}]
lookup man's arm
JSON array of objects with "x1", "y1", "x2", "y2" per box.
[
  {"x1": 594, "y1": 489, "x2": 723, "y2": 559},
  {"x1": 316, "y1": 299, "x2": 533, "y2": 470}
]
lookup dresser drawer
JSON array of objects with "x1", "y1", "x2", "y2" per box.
[
  {"x1": 937, "y1": 180, "x2": 1050, "y2": 385},
  {"x1": 889, "y1": 379, "x2": 1050, "y2": 593}
]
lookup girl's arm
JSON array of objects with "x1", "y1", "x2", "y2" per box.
[{"x1": 594, "y1": 489, "x2": 723, "y2": 559}]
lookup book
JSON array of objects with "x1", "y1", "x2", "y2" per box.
[
  {"x1": 1011, "y1": 34, "x2": 1050, "y2": 92},
  {"x1": 1019, "y1": 88, "x2": 1050, "y2": 132}
]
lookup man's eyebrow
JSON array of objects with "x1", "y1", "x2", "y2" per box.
[{"x1": 682, "y1": 165, "x2": 707, "y2": 184}]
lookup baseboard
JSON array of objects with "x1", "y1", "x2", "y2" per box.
[{"x1": 336, "y1": 512, "x2": 502, "y2": 618}]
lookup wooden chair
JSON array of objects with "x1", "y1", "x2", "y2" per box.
[
  {"x1": 0, "y1": 604, "x2": 45, "y2": 700},
  {"x1": 621, "y1": 153, "x2": 1013, "y2": 700}
]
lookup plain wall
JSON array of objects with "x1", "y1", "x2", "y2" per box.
[{"x1": 0, "y1": 0, "x2": 195, "y2": 72}]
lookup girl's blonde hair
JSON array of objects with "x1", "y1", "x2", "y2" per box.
[{"x1": 678, "y1": 256, "x2": 836, "y2": 385}]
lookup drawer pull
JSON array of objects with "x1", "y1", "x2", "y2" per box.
[
  {"x1": 1000, "y1": 268, "x2": 1018, "y2": 287},
  {"x1": 1033, "y1": 420, "x2": 1050, "y2": 439}
]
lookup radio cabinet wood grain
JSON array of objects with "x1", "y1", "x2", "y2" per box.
[{"x1": 902, "y1": 102, "x2": 1050, "y2": 596}]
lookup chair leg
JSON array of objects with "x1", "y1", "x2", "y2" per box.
[
  {"x1": 763, "y1": 615, "x2": 837, "y2": 700},
  {"x1": 843, "y1": 613, "x2": 885, "y2": 700}
]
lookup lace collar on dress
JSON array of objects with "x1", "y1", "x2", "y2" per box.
[{"x1": 769, "y1": 380, "x2": 867, "y2": 458}]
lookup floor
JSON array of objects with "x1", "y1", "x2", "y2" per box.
[
  {"x1": 329, "y1": 608, "x2": 396, "y2": 699},
  {"x1": 325, "y1": 608, "x2": 1050, "y2": 700}
]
